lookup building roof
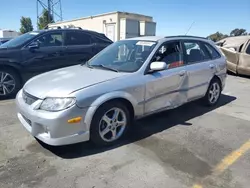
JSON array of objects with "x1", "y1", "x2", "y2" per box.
[{"x1": 49, "y1": 11, "x2": 153, "y2": 26}]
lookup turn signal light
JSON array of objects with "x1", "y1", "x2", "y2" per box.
[{"x1": 67, "y1": 117, "x2": 82, "y2": 123}]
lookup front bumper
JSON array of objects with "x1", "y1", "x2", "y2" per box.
[{"x1": 16, "y1": 90, "x2": 90, "y2": 146}]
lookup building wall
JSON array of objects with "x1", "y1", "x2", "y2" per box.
[
  {"x1": 48, "y1": 11, "x2": 156, "y2": 41},
  {"x1": 0, "y1": 30, "x2": 19, "y2": 38},
  {"x1": 49, "y1": 12, "x2": 119, "y2": 41}
]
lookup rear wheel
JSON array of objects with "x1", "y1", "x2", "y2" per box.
[
  {"x1": 202, "y1": 78, "x2": 221, "y2": 106},
  {"x1": 90, "y1": 102, "x2": 131, "y2": 146},
  {"x1": 0, "y1": 69, "x2": 21, "y2": 99}
]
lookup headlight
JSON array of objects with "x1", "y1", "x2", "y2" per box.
[{"x1": 40, "y1": 97, "x2": 76, "y2": 112}]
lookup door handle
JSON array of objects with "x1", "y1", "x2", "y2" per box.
[
  {"x1": 209, "y1": 64, "x2": 215, "y2": 69},
  {"x1": 179, "y1": 70, "x2": 186, "y2": 76}
]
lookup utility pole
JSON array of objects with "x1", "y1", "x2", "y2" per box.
[{"x1": 36, "y1": 0, "x2": 62, "y2": 28}]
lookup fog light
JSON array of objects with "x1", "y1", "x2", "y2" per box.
[{"x1": 67, "y1": 117, "x2": 82, "y2": 123}]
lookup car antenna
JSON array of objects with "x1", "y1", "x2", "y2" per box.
[{"x1": 185, "y1": 21, "x2": 195, "y2": 35}]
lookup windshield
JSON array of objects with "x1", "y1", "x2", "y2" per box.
[
  {"x1": 88, "y1": 40, "x2": 157, "y2": 72},
  {"x1": 0, "y1": 32, "x2": 39, "y2": 48}
]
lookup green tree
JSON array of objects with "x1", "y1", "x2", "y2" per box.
[
  {"x1": 230, "y1": 28, "x2": 248, "y2": 36},
  {"x1": 20, "y1": 17, "x2": 33, "y2": 34},
  {"x1": 37, "y1": 9, "x2": 54, "y2": 30},
  {"x1": 207, "y1": 32, "x2": 228, "y2": 42}
]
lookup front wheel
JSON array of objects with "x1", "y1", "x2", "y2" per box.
[
  {"x1": 202, "y1": 78, "x2": 222, "y2": 106},
  {"x1": 90, "y1": 102, "x2": 131, "y2": 146},
  {"x1": 0, "y1": 69, "x2": 21, "y2": 99}
]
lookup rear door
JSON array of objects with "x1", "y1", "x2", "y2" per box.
[
  {"x1": 144, "y1": 40, "x2": 188, "y2": 115},
  {"x1": 181, "y1": 40, "x2": 217, "y2": 101},
  {"x1": 64, "y1": 31, "x2": 96, "y2": 65}
]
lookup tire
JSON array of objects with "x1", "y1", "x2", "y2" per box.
[
  {"x1": 90, "y1": 101, "x2": 131, "y2": 146},
  {"x1": 0, "y1": 68, "x2": 21, "y2": 99},
  {"x1": 202, "y1": 78, "x2": 222, "y2": 106}
]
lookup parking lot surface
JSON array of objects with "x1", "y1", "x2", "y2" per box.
[{"x1": 1, "y1": 75, "x2": 250, "y2": 188}]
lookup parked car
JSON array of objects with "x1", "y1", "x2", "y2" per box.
[
  {"x1": 0, "y1": 28, "x2": 113, "y2": 98},
  {"x1": 216, "y1": 35, "x2": 250, "y2": 76},
  {"x1": 0, "y1": 38, "x2": 12, "y2": 45},
  {"x1": 16, "y1": 35, "x2": 227, "y2": 146}
]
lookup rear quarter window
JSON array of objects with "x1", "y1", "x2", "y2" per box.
[{"x1": 203, "y1": 42, "x2": 221, "y2": 59}]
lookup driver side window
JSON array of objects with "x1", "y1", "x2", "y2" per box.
[
  {"x1": 152, "y1": 41, "x2": 184, "y2": 69},
  {"x1": 35, "y1": 32, "x2": 63, "y2": 48}
]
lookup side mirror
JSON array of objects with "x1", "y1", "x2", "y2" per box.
[
  {"x1": 28, "y1": 41, "x2": 39, "y2": 50},
  {"x1": 150, "y1": 61, "x2": 167, "y2": 72}
]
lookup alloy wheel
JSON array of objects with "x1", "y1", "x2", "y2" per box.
[
  {"x1": 99, "y1": 107, "x2": 127, "y2": 142},
  {"x1": 208, "y1": 82, "x2": 220, "y2": 104},
  {"x1": 0, "y1": 71, "x2": 16, "y2": 96}
]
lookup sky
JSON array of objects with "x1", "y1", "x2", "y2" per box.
[{"x1": 0, "y1": 0, "x2": 249, "y2": 37}]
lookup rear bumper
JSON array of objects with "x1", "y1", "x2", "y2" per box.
[{"x1": 16, "y1": 89, "x2": 90, "y2": 146}]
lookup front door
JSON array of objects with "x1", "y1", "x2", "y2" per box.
[
  {"x1": 219, "y1": 47, "x2": 239, "y2": 73},
  {"x1": 182, "y1": 40, "x2": 217, "y2": 101},
  {"x1": 21, "y1": 31, "x2": 66, "y2": 78},
  {"x1": 144, "y1": 41, "x2": 188, "y2": 115},
  {"x1": 238, "y1": 39, "x2": 250, "y2": 75}
]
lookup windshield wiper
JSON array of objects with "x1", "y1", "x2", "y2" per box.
[{"x1": 91, "y1": 64, "x2": 119, "y2": 72}]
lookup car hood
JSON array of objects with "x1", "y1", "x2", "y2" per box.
[{"x1": 23, "y1": 65, "x2": 127, "y2": 99}]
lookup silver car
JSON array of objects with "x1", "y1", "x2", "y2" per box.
[{"x1": 16, "y1": 36, "x2": 227, "y2": 146}]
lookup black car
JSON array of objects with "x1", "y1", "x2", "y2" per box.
[
  {"x1": 0, "y1": 38, "x2": 12, "y2": 45},
  {"x1": 0, "y1": 28, "x2": 113, "y2": 98}
]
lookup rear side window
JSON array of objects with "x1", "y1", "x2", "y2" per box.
[
  {"x1": 246, "y1": 43, "x2": 250, "y2": 55},
  {"x1": 203, "y1": 43, "x2": 221, "y2": 59},
  {"x1": 65, "y1": 31, "x2": 91, "y2": 45},
  {"x1": 183, "y1": 41, "x2": 211, "y2": 63}
]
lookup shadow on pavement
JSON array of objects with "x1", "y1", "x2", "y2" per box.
[{"x1": 42, "y1": 94, "x2": 236, "y2": 159}]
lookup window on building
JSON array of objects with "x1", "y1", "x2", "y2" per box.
[
  {"x1": 183, "y1": 41, "x2": 211, "y2": 63},
  {"x1": 36, "y1": 32, "x2": 63, "y2": 47},
  {"x1": 65, "y1": 31, "x2": 91, "y2": 45}
]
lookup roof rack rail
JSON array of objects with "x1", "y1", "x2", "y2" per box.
[{"x1": 164, "y1": 35, "x2": 208, "y2": 39}]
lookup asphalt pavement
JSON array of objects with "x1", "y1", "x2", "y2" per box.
[{"x1": 0, "y1": 75, "x2": 250, "y2": 188}]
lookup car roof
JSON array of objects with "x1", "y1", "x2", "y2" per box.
[
  {"x1": 216, "y1": 35, "x2": 250, "y2": 47},
  {"x1": 125, "y1": 35, "x2": 209, "y2": 42},
  {"x1": 37, "y1": 28, "x2": 103, "y2": 34}
]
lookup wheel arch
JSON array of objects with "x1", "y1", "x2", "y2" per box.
[
  {"x1": 0, "y1": 64, "x2": 23, "y2": 84},
  {"x1": 83, "y1": 91, "x2": 138, "y2": 130},
  {"x1": 212, "y1": 74, "x2": 223, "y2": 88}
]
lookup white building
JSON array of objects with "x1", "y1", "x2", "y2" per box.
[
  {"x1": 0, "y1": 29, "x2": 19, "y2": 38},
  {"x1": 48, "y1": 11, "x2": 156, "y2": 41}
]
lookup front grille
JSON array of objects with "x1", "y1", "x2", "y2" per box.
[
  {"x1": 22, "y1": 90, "x2": 39, "y2": 105},
  {"x1": 21, "y1": 114, "x2": 31, "y2": 126}
]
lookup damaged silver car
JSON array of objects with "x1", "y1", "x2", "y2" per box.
[
  {"x1": 16, "y1": 35, "x2": 227, "y2": 146},
  {"x1": 216, "y1": 35, "x2": 250, "y2": 76}
]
